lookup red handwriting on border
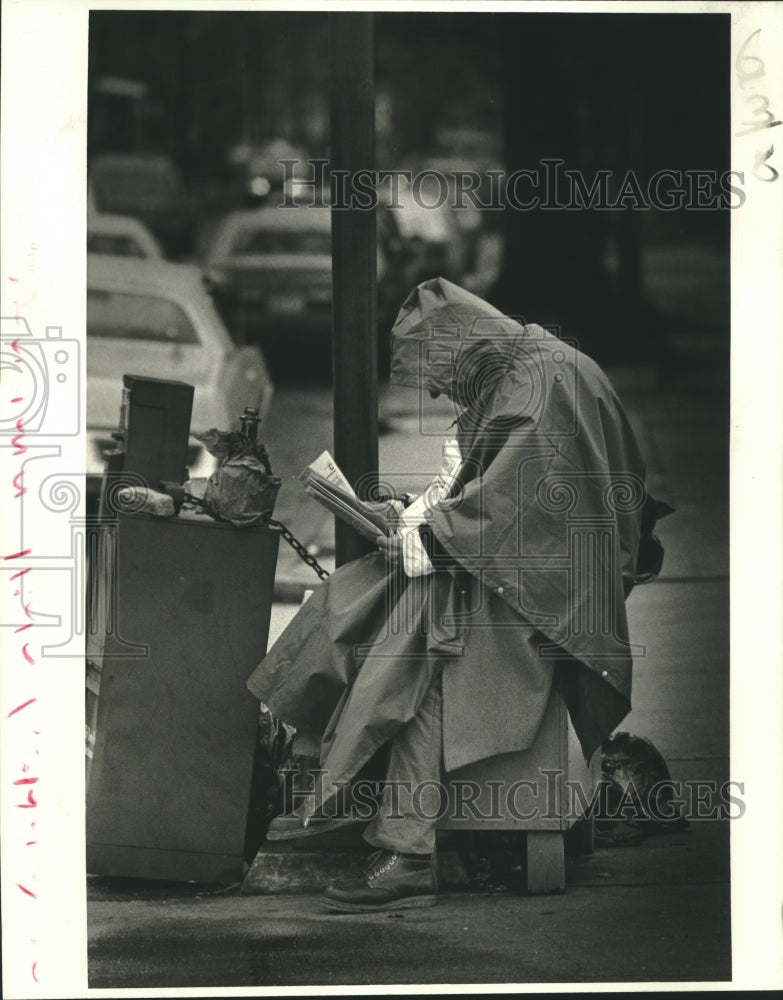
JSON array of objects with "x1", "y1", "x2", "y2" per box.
[
  {"x1": 12, "y1": 416, "x2": 26, "y2": 453},
  {"x1": 8, "y1": 257, "x2": 37, "y2": 324},
  {"x1": 8, "y1": 698, "x2": 37, "y2": 717},
  {"x1": 5, "y1": 328, "x2": 40, "y2": 986}
]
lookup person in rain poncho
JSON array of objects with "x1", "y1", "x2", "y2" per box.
[{"x1": 247, "y1": 278, "x2": 668, "y2": 912}]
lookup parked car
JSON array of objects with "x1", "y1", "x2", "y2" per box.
[
  {"x1": 87, "y1": 212, "x2": 164, "y2": 260},
  {"x1": 87, "y1": 255, "x2": 273, "y2": 490},
  {"x1": 204, "y1": 206, "x2": 332, "y2": 343},
  {"x1": 203, "y1": 205, "x2": 411, "y2": 356},
  {"x1": 89, "y1": 153, "x2": 195, "y2": 257}
]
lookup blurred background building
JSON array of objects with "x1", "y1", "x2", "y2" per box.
[{"x1": 87, "y1": 9, "x2": 729, "y2": 376}]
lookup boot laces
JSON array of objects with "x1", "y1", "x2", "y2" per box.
[{"x1": 366, "y1": 850, "x2": 399, "y2": 881}]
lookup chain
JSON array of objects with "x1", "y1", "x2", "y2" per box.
[
  {"x1": 182, "y1": 495, "x2": 331, "y2": 581},
  {"x1": 267, "y1": 518, "x2": 331, "y2": 580}
]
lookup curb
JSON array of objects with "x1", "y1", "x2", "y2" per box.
[{"x1": 273, "y1": 578, "x2": 317, "y2": 603}]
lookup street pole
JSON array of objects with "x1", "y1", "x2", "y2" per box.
[{"x1": 329, "y1": 12, "x2": 378, "y2": 567}]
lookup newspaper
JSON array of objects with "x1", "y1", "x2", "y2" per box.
[{"x1": 300, "y1": 451, "x2": 392, "y2": 542}]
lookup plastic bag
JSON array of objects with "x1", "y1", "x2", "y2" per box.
[
  {"x1": 596, "y1": 731, "x2": 688, "y2": 846},
  {"x1": 196, "y1": 428, "x2": 281, "y2": 528}
]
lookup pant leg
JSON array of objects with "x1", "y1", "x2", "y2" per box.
[{"x1": 363, "y1": 674, "x2": 444, "y2": 855}]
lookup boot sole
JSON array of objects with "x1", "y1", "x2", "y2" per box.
[
  {"x1": 266, "y1": 816, "x2": 361, "y2": 841},
  {"x1": 321, "y1": 894, "x2": 437, "y2": 913}
]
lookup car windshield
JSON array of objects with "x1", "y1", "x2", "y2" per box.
[
  {"x1": 87, "y1": 289, "x2": 198, "y2": 343},
  {"x1": 230, "y1": 226, "x2": 331, "y2": 256},
  {"x1": 87, "y1": 234, "x2": 148, "y2": 258}
]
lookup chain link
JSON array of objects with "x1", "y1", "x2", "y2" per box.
[
  {"x1": 182, "y1": 495, "x2": 331, "y2": 581},
  {"x1": 267, "y1": 518, "x2": 331, "y2": 580}
]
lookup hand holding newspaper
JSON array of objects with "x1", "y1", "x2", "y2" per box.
[
  {"x1": 299, "y1": 451, "x2": 395, "y2": 543},
  {"x1": 300, "y1": 443, "x2": 462, "y2": 545}
]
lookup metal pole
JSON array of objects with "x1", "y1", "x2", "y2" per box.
[{"x1": 329, "y1": 13, "x2": 378, "y2": 567}]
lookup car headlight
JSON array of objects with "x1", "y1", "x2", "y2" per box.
[{"x1": 249, "y1": 176, "x2": 271, "y2": 198}]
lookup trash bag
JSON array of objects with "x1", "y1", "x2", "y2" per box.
[
  {"x1": 195, "y1": 428, "x2": 281, "y2": 527},
  {"x1": 596, "y1": 731, "x2": 689, "y2": 847},
  {"x1": 244, "y1": 702, "x2": 296, "y2": 861}
]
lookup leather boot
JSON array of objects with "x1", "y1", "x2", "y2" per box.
[{"x1": 321, "y1": 850, "x2": 437, "y2": 912}]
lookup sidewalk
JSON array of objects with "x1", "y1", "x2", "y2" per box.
[
  {"x1": 87, "y1": 368, "x2": 733, "y2": 989},
  {"x1": 87, "y1": 826, "x2": 730, "y2": 987}
]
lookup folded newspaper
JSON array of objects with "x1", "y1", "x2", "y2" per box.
[
  {"x1": 299, "y1": 451, "x2": 392, "y2": 542},
  {"x1": 300, "y1": 443, "x2": 463, "y2": 544}
]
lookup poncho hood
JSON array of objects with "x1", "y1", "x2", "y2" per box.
[{"x1": 390, "y1": 278, "x2": 530, "y2": 401}]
